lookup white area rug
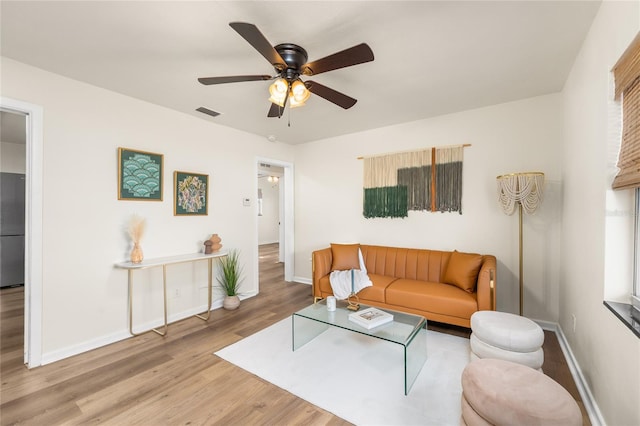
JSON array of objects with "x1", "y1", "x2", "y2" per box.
[{"x1": 215, "y1": 318, "x2": 470, "y2": 426}]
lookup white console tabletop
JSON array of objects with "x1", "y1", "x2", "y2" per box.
[
  {"x1": 115, "y1": 252, "x2": 228, "y2": 270},
  {"x1": 115, "y1": 251, "x2": 228, "y2": 336}
]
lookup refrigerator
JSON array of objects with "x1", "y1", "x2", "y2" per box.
[{"x1": 0, "y1": 172, "x2": 25, "y2": 288}]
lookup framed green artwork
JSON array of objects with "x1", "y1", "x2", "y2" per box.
[
  {"x1": 174, "y1": 171, "x2": 209, "y2": 216},
  {"x1": 118, "y1": 147, "x2": 163, "y2": 201}
]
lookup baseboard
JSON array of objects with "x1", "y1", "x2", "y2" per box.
[
  {"x1": 537, "y1": 321, "x2": 606, "y2": 426},
  {"x1": 41, "y1": 328, "x2": 133, "y2": 366},
  {"x1": 533, "y1": 319, "x2": 557, "y2": 331},
  {"x1": 293, "y1": 276, "x2": 312, "y2": 285},
  {"x1": 40, "y1": 295, "x2": 257, "y2": 366}
]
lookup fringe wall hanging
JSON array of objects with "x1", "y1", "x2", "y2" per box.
[{"x1": 361, "y1": 145, "x2": 467, "y2": 218}]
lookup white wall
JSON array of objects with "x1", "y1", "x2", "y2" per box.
[
  {"x1": 257, "y1": 176, "x2": 280, "y2": 245},
  {"x1": 294, "y1": 94, "x2": 563, "y2": 320},
  {"x1": 1, "y1": 58, "x2": 295, "y2": 361},
  {"x1": 562, "y1": 1, "x2": 640, "y2": 424}
]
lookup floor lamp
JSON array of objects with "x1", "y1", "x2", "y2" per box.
[{"x1": 496, "y1": 172, "x2": 544, "y2": 316}]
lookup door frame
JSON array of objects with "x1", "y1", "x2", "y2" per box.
[
  {"x1": 255, "y1": 157, "x2": 294, "y2": 283},
  {"x1": 1, "y1": 97, "x2": 44, "y2": 368}
]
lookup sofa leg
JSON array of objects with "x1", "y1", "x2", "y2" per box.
[{"x1": 314, "y1": 296, "x2": 323, "y2": 304}]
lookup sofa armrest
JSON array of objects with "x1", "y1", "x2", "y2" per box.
[
  {"x1": 312, "y1": 247, "x2": 332, "y2": 298},
  {"x1": 476, "y1": 255, "x2": 497, "y2": 311}
]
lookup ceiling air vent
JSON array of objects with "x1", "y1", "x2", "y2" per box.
[{"x1": 196, "y1": 107, "x2": 221, "y2": 117}]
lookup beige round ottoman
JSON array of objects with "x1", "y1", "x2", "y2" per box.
[
  {"x1": 461, "y1": 358, "x2": 582, "y2": 426},
  {"x1": 470, "y1": 310, "x2": 544, "y2": 370}
]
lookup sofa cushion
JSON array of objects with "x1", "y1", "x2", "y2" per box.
[
  {"x1": 319, "y1": 273, "x2": 393, "y2": 303},
  {"x1": 356, "y1": 273, "x2": 397, "y2": 303},
  {"x1": 442, "y1": 250, "x2": 483, "y2": 292},
  {"x1": 330, "y1": 243, "x2": 360, "y2": 271},
  {"x1": 386, "y1": 279, "x2": 478, "y2": 319}
]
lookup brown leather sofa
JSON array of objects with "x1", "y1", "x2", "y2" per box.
[{"x1": 312, "y1": 244, "x2": 496, "y2": 328}]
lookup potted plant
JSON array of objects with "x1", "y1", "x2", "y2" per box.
[{"x1": 218, "y1": 249, "x2": 243, "y2": 310}]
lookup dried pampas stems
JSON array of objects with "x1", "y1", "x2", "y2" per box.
[
  {"x1": 128, "y1": 215, "x2": 146, "y2": 263},
  {"x1": 128, "y1": 214, "x2": 146, "y2": 242}
]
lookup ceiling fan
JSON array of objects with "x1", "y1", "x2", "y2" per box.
[{"x1": 198, "y1": 22, "x2": 374, "y2": 118}]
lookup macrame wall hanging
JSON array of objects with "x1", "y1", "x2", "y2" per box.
[{"x1": 361, "y1": 145, "x2": 467, "y2": 218}]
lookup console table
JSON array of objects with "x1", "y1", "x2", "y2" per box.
[{"x1": 115, "y1": 251, "x2": 228, "y2": 336}]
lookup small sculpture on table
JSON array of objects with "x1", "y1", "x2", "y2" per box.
[{"x1": 204, "y1": 233, "x2": 223, "y2": 254}]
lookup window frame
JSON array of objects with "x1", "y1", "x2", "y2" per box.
[
  {"x1": 605, "y1": 187, "x2": 640, "y2": 337},
  {"x1": 635, "y1": 188, "x2": 640, "y2": 297}
]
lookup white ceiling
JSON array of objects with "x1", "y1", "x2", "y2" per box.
[{"x1": 0, "y1": 1, "x2": 600, "y2": 145}]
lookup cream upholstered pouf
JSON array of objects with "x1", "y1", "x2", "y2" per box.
[
  {"x1": 460, "y1": 358, "x2": 582, "y2": 426},
  {"x1": 470, "y1": 310, "x2": 544, "y2": 370}
]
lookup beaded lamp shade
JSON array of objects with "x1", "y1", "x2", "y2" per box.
[
  {"x1": 497, "y1": 172, "x2": 545, "y2": 215},
  {"x1": 496, "y1": 172, "x2": 544, "y2": 316}
]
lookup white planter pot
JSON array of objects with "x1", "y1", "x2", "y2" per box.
[{"x1": 223, "y1": 295, "x2": 240, "y2": 310}]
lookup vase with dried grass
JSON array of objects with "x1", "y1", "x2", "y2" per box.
[{"x1": 128, "y1": 215, "x2": 146, "y2": 264}]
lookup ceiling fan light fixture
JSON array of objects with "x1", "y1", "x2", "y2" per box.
[
  {"x1": 289, "y1": 98, "x2": 304, "y2": 108},
  {"x1": 289, "y1": 80, "x2": 310, "y2": 108},
  {"x1": 198, "y1": 23, "x2": 374, "y2": 118},
  {"x1": 268, "y1": 78, "x2": 289, "y2": 107}
]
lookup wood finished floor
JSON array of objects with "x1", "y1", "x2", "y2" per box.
[{"x1": 1, "y1": 243, "x2": 588, "y2": 425}]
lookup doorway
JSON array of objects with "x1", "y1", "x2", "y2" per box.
[
  {"x1": 0, "y1": 111, "x2": 26, "y2": 373},
  {"x1": 1, "y1": 111, "x2": 26, "y2": 289},
  {"x1": 1, "y1": 97, "x2": 44, "y2": 368},
  {"x1": 258, "y1": 163, "x2": 284, "y2": 287},
  {"x1": 257, "y1": 163, "x2": 283, "y2": 252},
  {"x1": 255, "y1": 158, "x2": 294, "y2": 289}
]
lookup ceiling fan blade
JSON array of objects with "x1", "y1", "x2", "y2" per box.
[
  {"x1": 267, "y1": 91, "x2": 289, "y2": 118},
  {"x1": 267, "y1": 102, "x2": 283, "y2": 118},
  {"x1": 198, "y1": 75, "x2": 272, "y2": 85},
  {"x1": 302, "y1": 43, "x2": 374, "y2": 76},
  {"x1": 306, "y1": 81, "x2": 357, "y2": 109},
  {"x1": 229, "y1": 22, "x2": 287, "y2": 70}
]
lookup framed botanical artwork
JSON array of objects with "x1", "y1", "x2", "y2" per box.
[
  {"x1": 118, "y1": 147, "x2": 163, "y2": 201},
  {"x1": 174, "y1": 171, "x2": 209, "y2": 216}
]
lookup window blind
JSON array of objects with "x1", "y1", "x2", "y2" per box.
[{"x1": 613, "y1": 33, "x2": 640, "y2": 190}]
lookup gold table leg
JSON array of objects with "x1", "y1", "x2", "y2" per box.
[
  {"x1": 156, "y1": 265, "x2": 168, "y2": 336},
  {"x1": 128, "y1": 268, "x2": 167, "y2": 337},
  {"x1": 195, "y1": 258, "x2": 213, "y2": 321}
]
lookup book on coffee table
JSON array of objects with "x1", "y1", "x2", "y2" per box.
[{"x1": 348, "y1": 307, "x2": 393, "y2": 329}]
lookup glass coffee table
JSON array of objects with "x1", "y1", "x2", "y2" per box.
[{"x1": 292, "y1": 299, "x2": 427, "y2": 395}]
